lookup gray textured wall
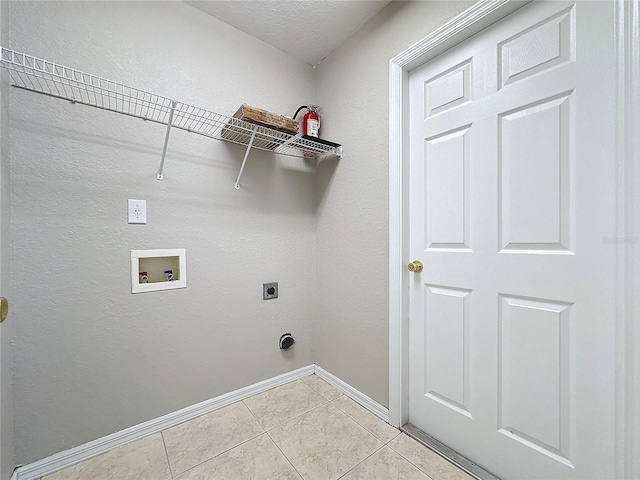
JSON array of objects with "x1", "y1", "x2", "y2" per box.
[
  {"x1": 7, "y1": 0, "x2": 481, "y2": 468},
  {"x1": 1, "y1": 0, "x2": 14, "y2": 477},
  {"x1": 10, "y1": 1, "x2": 316, "y2": 465},
  {"x1": 314, "y1": 0, "x2": 474, "y2": 408}
]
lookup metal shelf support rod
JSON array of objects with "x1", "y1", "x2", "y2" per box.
[
  {"x1": 235, "y1": 126, "x2": 257, "y2": 190},
  {"x1": 156, "y1": 100, "x2": 178, "y2": 181}
]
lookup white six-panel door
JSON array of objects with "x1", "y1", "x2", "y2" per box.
[{"x1": 408, "y1": 2, "x2": 618, "y2": 478}]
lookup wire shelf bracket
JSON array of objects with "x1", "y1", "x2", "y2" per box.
[
  {"x1": 235, "y1": 126, "x2": 257, "y2": 190},
  {"x1": 0, "y1": 47, "x2": 343, "y2": 188},
  {"x1": 157, "y1": 101, "x2": 177, "y2": 181}
]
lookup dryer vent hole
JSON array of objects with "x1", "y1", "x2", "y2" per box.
[{"x1": 279, "y1": 333, "x2": 294, "y2": 350}]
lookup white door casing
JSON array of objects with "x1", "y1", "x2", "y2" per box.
[
  {"x1": 389, "y1": 0, "x2": 640, "y2": 479},
  {"x1": 0, "y1": 22, "x2": 7, "y2": 480}
]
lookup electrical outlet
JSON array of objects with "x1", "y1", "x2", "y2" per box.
[
  {"x1": 263, "y1": 282, "x2": 278, "y2": 300},
  {"x1": 128, "y1": 199, "x2": 147, "y2": 224}
]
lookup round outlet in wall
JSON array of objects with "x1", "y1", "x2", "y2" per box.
[{"x1": 279, "y1": 333, "x2": 294, "y2": 350}]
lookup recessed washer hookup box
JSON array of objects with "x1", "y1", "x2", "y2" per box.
[{"x1": 131, "y1": 248, "x2": 186, "y2": 293}]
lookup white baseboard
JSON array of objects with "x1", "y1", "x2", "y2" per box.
[
  {"x1": 314, "y1": 365, "x2": 389, "y2": 423},
  {"x1": 11, "y1": 365, "x2": 315, "y2": 480},
  {"x1": 11, "y1": 364, "x2": 388, "y2": 480}
]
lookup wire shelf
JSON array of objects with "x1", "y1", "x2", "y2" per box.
[
  {"x1": 0, "y1": 48, "x2": 176, "y2": 125},
  {"x1": 0, "y1": 47, "x2": 342, "y2": 163}
]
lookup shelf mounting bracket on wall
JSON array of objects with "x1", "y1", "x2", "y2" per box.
[
  {"x1": 234, "y1": 126, "x2": 258, "y2": 190},
  {"x1": 156, "y1": 101, "x2": 177, "y2": 181}
]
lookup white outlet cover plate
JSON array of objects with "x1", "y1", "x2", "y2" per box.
[{"x1": 128, "y1": 199, "x2": 147, "y2": 224}]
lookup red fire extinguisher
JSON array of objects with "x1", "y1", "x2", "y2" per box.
[{"x1": 294, "y1": 105, "x2": 320, "y2": 138}]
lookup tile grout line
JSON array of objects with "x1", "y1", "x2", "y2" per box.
[
  {"x1": 160, "y1": 431, "x2": 175, "y2": 480},
  {"x1": 263, "y1": 398, "x2": 332, "y2": 432},
  {"x1": 401, "y1": 426, "x2": 485, "y2": 480},
  {"x1": 386, "y1": 435, "x2": 439, "y2": 480},
  {"x1": 385, "y1": 432, "x2": 402, "y2": 446},
  {"x1": 335, "y1": 444, "x2": 386, "y2": 480},
  {"x1": 314, "y1": 400, "x2": 388, "y2": 447},
  {"x1": 161, "y1": 380, "x2": 340, "y2": 479},
  {"x1": 311, "y1": 399, "x2": 394, "y2": 477},
  {"x1": 257, "y1": 396, "x2": 384, "y2": 480},
  {"x1": 330, "y1": 396, "x2": 401, "y2": 445},
  {"x1": 168, "y1": 430, "x2": 266, "y2": 479},
  {"x1": 166, "y1": 400, "x2": 269, "y2": 479},
  {"x1": 298, "y1": 376, "x2": 345, "y2": 404},
  {"x1": 240, "y1": 382, "x2": 379, "y2": 479},
  {"x1": 241, "y1": 397, "x2": 305, "y2": 480},
  {"x1": 265, "y1": 429, "x2": 305, "y2": 480},
  {"x1": 312, "y1": 373, "x2": 392, "y2": 432},
  {"x1": 299, "y1": 374, "x2": 339, "y2": 397},
  {"x1": 241, "y1": 382, "x2": 339, "y2": 433}
]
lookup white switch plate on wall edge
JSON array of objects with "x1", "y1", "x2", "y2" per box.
[{"x1": 128, "y1": 199, "x2": 147, "y2": 224}]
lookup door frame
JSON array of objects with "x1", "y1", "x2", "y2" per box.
[{"x1": 387, "y1": 0, "x2": 640, "y2": 477}]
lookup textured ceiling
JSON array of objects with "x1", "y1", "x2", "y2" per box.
[{"x1": 185, "y1": 1, "x2": 391, "y2": 65}]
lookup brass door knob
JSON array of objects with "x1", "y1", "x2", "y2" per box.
[
  {"x1": 407, "y1": 260, "x2": 423, "y2": 273},
  {"x1": 0, "y1": 297, "x2": 7, "y2": 323}
]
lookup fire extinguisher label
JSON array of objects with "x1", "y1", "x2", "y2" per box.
[{"x1": 307, "y1": 119, "x2": 319, "y2": 137}]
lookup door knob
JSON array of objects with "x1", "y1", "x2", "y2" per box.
[
  {"x1": 0, "y1": 297, "x2": 8, "y2": 323},
  {"x1": 407, "y1": 260, "x2": 423, "y2": 273}
]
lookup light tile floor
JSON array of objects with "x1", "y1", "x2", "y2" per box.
[{"x1": 42, "y1": 375, "x2": 475, "y2": 480}]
